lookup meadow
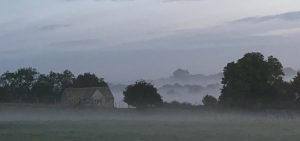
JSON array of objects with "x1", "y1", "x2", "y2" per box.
[{"x1": 1, "y1": 104, "x2": 300, "y2": 141}]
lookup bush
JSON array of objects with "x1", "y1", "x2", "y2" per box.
[{"x1": 123, "y1": 80, "x2": 163, "y2": 108}]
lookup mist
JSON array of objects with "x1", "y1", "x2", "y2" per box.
[{"x1": 1, "y1": 1, "x2": 300, "y2": 140}]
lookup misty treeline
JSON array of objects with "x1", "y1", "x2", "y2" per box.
[
  {"x1": 0, "y1": 69, "x2": 108, "y2": 103},
  {"x1": 1, "y1": 52, "x2": 300, "y2": 110},
  {"x1": 123, "y1": 52, "x2": 300, "y2": 110}
]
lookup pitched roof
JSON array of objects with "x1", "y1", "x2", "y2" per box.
[{"x1": 63, "y1": 87, "x2": 114, "y2": 100}]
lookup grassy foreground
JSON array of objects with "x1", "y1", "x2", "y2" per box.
[
  {"x1": 1, "y1": 118, "x2": 300, "y2": 141},
  {"x1": 1, "y1": 104, "x2": 300, "y2": 141}
]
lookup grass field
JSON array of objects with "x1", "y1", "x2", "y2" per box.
[
  {"x1": 1, "y1": 119, "x2": 300, "y2": 141},
  {"x1": 1, "y1": 104, "x2": 300, "y2": 141}
]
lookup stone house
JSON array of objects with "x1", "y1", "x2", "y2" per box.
[{"x1": 62, "y1": 87, "x2": 114, "y2": 108}]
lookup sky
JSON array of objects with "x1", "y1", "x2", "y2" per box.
[{"x1": 1, "y1": 0, "x2": 300, "y2": 82}]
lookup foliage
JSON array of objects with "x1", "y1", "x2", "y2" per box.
[
  {"x1": 48, "y1": 70, "x2": 75, "y2": 102},
  {"x1": 73, "y1": 73, "x2": 107, "y2": 88},
  {"x1": 202, "y1": 95, "x2": 218, "y2": 107},
  {"x1": 123, "y1": 80, "x2": 163, "y2": 108},
  {"x1": 0, "y1": 67, "x2": 39, "y2": 102},
  {"x1": 219, "y1": 52, "x2": 293, "y2": 109},
  {"x1": 0, "y1": 87, "x2": 8, "y2": 102},
  {"x1": 292, "y1": 72, "x2": 300, "y2": 104},
  {"x1": 32, "y1": 74, "x2": 55, "y2": 103},
  {"x1": 0, "y1": 68, "x2": 107, "y2": 104}
]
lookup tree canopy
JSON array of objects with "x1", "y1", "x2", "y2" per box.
[
  {"x1": 73, "y1": 73, "x2": 108, "y2": 88},
  {"x1": 0, "y1": 67, "x2": 39, "y2": 102},
  {"x1": 0, "y1": 68, "x2": 107, "y2": 104},
  {"x1": 219, "y1": 52, "x2": 294, "y2": 109},
  {"x1": 123, "y1": 80, "x2": 162, "y2": 108}
]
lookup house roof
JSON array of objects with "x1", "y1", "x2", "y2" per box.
[{"x1": 63, "y1": 87, "x2": 114, "y2": 100}]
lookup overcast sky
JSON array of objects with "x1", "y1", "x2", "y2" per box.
[{"x1": 1, "y1": 0, "x2": 300, "y2": 82}]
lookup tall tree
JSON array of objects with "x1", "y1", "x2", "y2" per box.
[
  {"x1": 123, "y1": 80, "x2": 162, "y2": 108},
  {"x1": 219, "y1": 52, "x2": 288, "y2": 109}
]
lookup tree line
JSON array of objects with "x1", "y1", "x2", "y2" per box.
[
  {"x1": 123, "y1": 52, "x2": 300, "y2": 109},
  {"x1": 0, "y1": 68, "x2": 107, "y2": 103},
  {"x1": 1, "y1": 52, "x2": 300, "y2": 110}
]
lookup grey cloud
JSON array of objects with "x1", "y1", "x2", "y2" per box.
[
  {"x1": 49, "y1": 38, "x2": 108, "y2": 51},
  {"x1": 236, "y1": 11, "x2": 300, "y2": 23},
  {"x1": 38, "y1": 24, "x2": 71, "y2": 31}
]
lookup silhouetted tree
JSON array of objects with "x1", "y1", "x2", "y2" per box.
[
  {"x1": 123, "y1": 80, "x2": 163, "y2": 108},
  {"x1": 48, "y1": 70, "x2": 75, "y2": 102},
  {"x1": 292, "y1": 72, "x2": 300, "y2": 104},
  {"x1": 0, "y1": 68, "x2": 76, "y2": 103},
  {"x1": 73, "y1": 73, "x2": 107, "y2": 88},
  {"x1": 32, "y1": 74, "x2": 55, "y2": 103},
  {"x1": 0, "y1": 68, "x2": 39, "y2": 102},
  {"x1": 202, "y1": 95, "x2": 218, "y2": 107},
  {"x1": 0, "y1": 87, "x2": 8, "y2": 102},
  {"x1": 0, "y1": 68, "x2": 114, "y2": 104},
  {"x1": 219, "y1": 52, "x2": 287, "y2": 109},
  {"x1": 268, "y1": 80, "x2": 296, "y2": 108}
]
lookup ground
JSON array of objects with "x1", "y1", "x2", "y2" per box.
[{"x1": 1, "y1": 104, "x2": 300, "y2": 141}]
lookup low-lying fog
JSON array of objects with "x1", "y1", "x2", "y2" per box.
[{"x1": 1, "y1": 104, "x2": 300, "y2": 122}]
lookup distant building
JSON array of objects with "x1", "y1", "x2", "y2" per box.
[{"x1": 62, "y1": 87, "x2": 114, "y2": 108}]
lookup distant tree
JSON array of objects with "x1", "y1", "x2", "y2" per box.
[
  {"x1": 73, "y1": 73, "x2": 107, "y2": 88},
  {"x1": 202, "y1": 95, "x2": 218, "y2": 107},
  {"x1": 219, "y1": 52, "x2": 286, "y2": 109},
  {"x1": 123, "y1": 80, "x2": 163, "y2": 108},
  {"x1": 173, "y1": 69, "x2": 190, "y2": 79}
]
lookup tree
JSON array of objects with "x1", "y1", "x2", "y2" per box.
[
  {"x1": 202, "y1": 95, "x2": 218, "y2": 107},
  {"x1": 0, "y1": 87, "x2": 8, "y2": 102},
  {"x1": 0, "y1": 68, "x2": 75, "y2": 103},
  {"x1": 271, "y1": 80, "x2": 296, "y2": 108},
  {"x1": 48, "y1": 70, "x2": 75, "y2": 102},
  {"x1": 32, "y1": 74, "x2": 55, "y2": 103},
  {"x1": 219, "y1": 52, "x2": 287, "y2": 109},
  {"x1": 123, "y1": 80, "x2": 163, "y2": 108},
  {"x1": 173, "y1": 69, "x2": 190, "y2": 79},
  {"x1": 0, "y1": 68, "x2": 39, "y2": 102},
  {"x1": 73, "y1": 73, "x2": 108, "y2": 88},
  {"x1": 292, "y1": 72, "x2": 300, "y2": 104}
]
